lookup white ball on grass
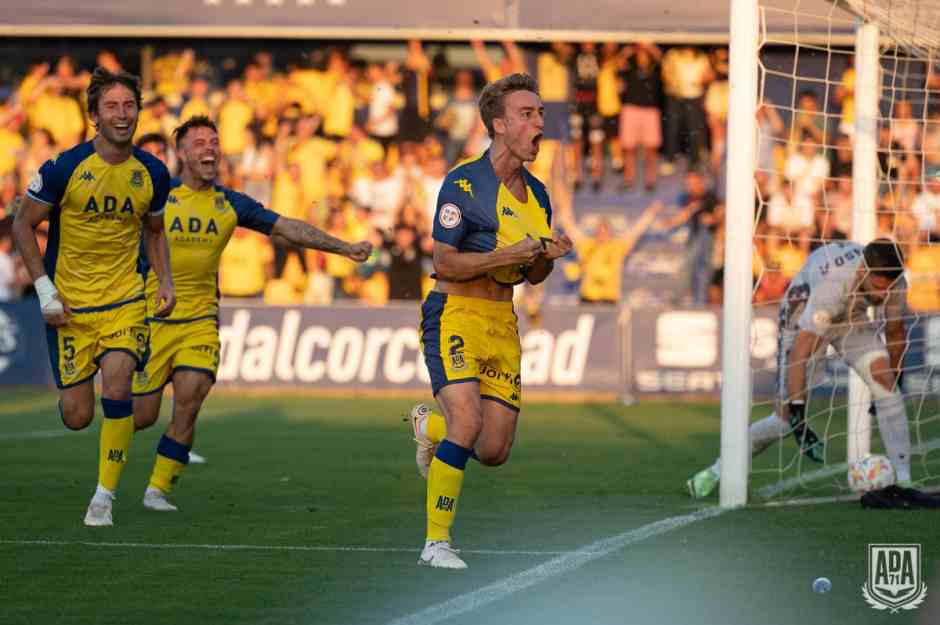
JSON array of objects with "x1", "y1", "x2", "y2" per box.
[{"x1": 812, "y1": 577, "x2": 832, "y2": 594}]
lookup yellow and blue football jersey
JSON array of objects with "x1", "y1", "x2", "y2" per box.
[
  {"x1": 140, "y1": 180, "x2": 279, "y2": 321},
  {"x1": 26, "y1": 141, "x2": 170, "y2": 311},
  {"x1": 432, "y1": 149, "x2": 552, "y2": 286}
]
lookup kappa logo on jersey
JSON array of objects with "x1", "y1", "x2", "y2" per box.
[
  {"x1": 79, "y1": 170, "x2": 95, "y2": 183},
  {"x1": 169, "y1": 216, "x2": 220, "y2": 236},
  {"x1": 501, "y1": 206, "x2": 516, "y2": 217},
  {"x1": 130, "y1": 170, "x2": 144, "y2": 188},
  {"x1": 214, "y1": 195, "x2": 226, "y2": 212},
  {"x1": 454, "y1": 178, "x2": 473, "y2": 197},
  {"x1": 439, "y1": 203, "x2": 462, "y2": 230},
  {"x1": 167, "y1": 194, "x2": 179, "y2": 205}
]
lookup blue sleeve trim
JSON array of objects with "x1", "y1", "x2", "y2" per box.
[
  {"x1": 222, "y1": 186, "x2": 278, "y2": 235},
  {"x1": 134, "y1": 148, "x2": 171, "y2": 216}
]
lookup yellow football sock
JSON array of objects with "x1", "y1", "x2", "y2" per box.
[
  {"x1": 426, "y1": 410, "x2": 447, "y2": 444},
  {"x1": 98, "y1": 399, "x2": 134, "y2": 492},
  {"x1": 148, "y1": 434, "x2": 191, "y2": 494},
  {"x1": 426, "y1": 439, "x2": 472, "y2": 542}
]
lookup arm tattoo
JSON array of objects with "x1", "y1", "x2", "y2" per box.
[{"x1": 282, "y1": 219, "x2": 349, "y2": 255}]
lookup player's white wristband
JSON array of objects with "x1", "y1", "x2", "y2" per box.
[{"x1": 34, "y1": 275, "x2": 62, "y2": 314}]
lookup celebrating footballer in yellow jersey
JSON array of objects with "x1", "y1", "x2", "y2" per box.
[
  {"x1": 132, "y1": 116, "x2": 371, "y2": 513},
  {"x1": 409, "y1": 73, "x2": 573, "y2": 569},
  {"x1": 12, "y1": 67, "x2": 175, "y2": 528}
]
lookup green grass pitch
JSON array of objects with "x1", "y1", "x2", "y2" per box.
[{"x1": 1, "y1": 389, "x2": 937, "y2": 625}]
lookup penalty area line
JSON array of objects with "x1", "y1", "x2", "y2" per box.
[
  {"x1": 0, "y1": 430, "x2": 87, "y2": 442},
  {"x1": 0, "y1": 539, "x2": 572, "y2": 557},
  {"x1": 384, "y1": 506, "x2": 725, "y2": 625}
]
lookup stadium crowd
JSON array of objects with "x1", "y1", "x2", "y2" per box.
[{"x1": 1, "y1": 41, "x2": 939, "y2": 311}]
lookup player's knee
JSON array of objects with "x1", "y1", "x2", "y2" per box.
[
  {"x1": 133, "y1": 407, "x2": 160, "y2": 431},
  {"x1": 59, "y1": 399, "x2": 94, "y2": 430},
  {"x1": 475, "y1": 441, "x2": 513, "y2": 467}
]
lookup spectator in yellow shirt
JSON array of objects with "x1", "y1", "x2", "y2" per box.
[
  {"x1": 219, "y1": 228, "x2": 273, "y2": 299},
  {"x1": 561, "y1": 203, "x2": 664, "y2": 304},
  {"x1": 218, "y1": 79, "x2": 255, "y2": 161},
  {"x1": 180, "y1": 76, "x2": 213, "y2": 123},
  {"x1": 906, "y1": 240, "x2": 940, "y2": 312}
]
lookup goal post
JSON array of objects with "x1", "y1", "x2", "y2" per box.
[{"x1": 720, "y1": 0, "x2": 759, "y2": 508}]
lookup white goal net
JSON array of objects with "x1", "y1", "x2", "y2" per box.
[{"x1": 724, "y1": 0, "x2": 940, "y2": 503}]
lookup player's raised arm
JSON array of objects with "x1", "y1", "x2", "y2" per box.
[
  {"x1": 144, "y1": 212, "x2": 175, "y2": 318},
  {"x1": 620, "y1": 201, "x2": 665, "y2": 253},
  {"x1": 12, "y1": 194, "x2": 69, "y2": 327},
  {"x1": 270, "y1": 216, "x2": 372, "y2": 261}
]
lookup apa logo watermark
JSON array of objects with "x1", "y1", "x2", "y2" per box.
[
  {"x1": 862, "y1": 544, "x2": 927, "y2": 612},
  {"x1": 0, "y1": 308, "x2": 19, "y2": 376}
]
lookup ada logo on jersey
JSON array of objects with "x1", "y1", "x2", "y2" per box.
[
  {"x1": 439, "y1": 203, "x2": 462, "y2": 229},
  {"x1": 862, "y1": 544, "x2": 927, "y2": 612}
]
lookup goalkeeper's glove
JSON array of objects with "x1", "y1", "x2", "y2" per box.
[{"x1": 788, "y1": 400, "x2": 825, "y2": 463}]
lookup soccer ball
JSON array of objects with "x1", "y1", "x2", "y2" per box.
[{"x1": 847, "y1": 455, "x2": 895, "y2": 493}]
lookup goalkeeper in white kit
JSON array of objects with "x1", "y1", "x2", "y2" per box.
[{"x1": 688, "y1": 239, "x2": 913, "y2": 497}]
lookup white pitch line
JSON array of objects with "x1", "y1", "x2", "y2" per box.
[
  {"x1": 384, "y1": 506, "x2": 725, "y2": 625},
  {"x1": 0, "y1": 539, "x2": 571, "y2": 557},
  {"x1": 0, "y1": 429, "x2": 86, "y2": 441}
]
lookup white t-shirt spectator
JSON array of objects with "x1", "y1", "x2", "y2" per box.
[
  {"x1": 911, "y1": 189, "x2": 940, "y2": 233},
  {"x1": 784, "y1": 151, "x2": 829, "y2": 203},
  {"x1": 767, "y1": 190, "x2": 814, "y2": 231},
  {"x1": 0, "y1": 250, "x2": 14, "y2": 301},
  {"x1": 370, "y1": 173, "x2": 406, "y2": 232},
  {"x1": 368, "y1": 80, "x2": 399, "y2": 139}
]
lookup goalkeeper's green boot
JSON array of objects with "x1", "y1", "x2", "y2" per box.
[{"x1": 686, "y1": 467, "x2": 719, "y2": 499}]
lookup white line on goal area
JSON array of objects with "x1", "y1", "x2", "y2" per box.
[
  {"x1": 0, "y1": 539, "x2": 574, "y2": 557},
  {"x1": 0, "y1": 429, "x2": 88, "y2": 442},
  {"x1": 757, "y1": 437, "x2": 940, "y2": 500},
  {"x1": 384, "y1": 507, "x2": 725, "y2": 625}
]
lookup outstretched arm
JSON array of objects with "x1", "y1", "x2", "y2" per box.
[
  {"x1": 270, "y1": 216, "x2": 371, "y2": 261},
  {"x1": 621, "y1": 202, "x2": 666, "y2": 255}
]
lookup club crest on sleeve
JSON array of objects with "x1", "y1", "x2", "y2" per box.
[
  {"x1": 439, "y1": 203, "x2": 462, "y2": 229},
  {"x1": 130, "y1": 170, "x2": 144, "y2": 188},
  {"x1": 28, "y1": 173, "x2": 42, "y2": 194}
]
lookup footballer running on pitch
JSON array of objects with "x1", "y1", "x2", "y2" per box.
[
  {"x1": 410, "y1": 73, "x2": 573, "y2": 569},
  {"x1": 131, "y1": 116, "x2": 371, "y2": 512},
  {"x1": 12, "y1": 67, "x2": 175, "y2": 527}
]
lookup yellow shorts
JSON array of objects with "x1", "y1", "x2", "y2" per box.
[
  {"x1": 46, "y1": 297, "x2": 148, "y2": 389},
  {"x1": 419, "y1": 292, "x2": 522, "y2": 411},
  {"x1": 132, "y1": 316, "x2": 220, "y2": 395}
]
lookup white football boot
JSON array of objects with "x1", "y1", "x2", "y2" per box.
[
  {"x1": 410, "y1": 403, "x2": 437, "y2": 480},
  {"x1": 418, "y1": 540, "x2": 467, "y2": 569},
  {"x1": 83, "y1": 494, "x2": 114, "y2": 527},
  {"x1": 188, "y1": 451, "x2": 208, "y2": 465},
  {"x1": 143, "y1": 487, "x2": 179, "y2": 512}
]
